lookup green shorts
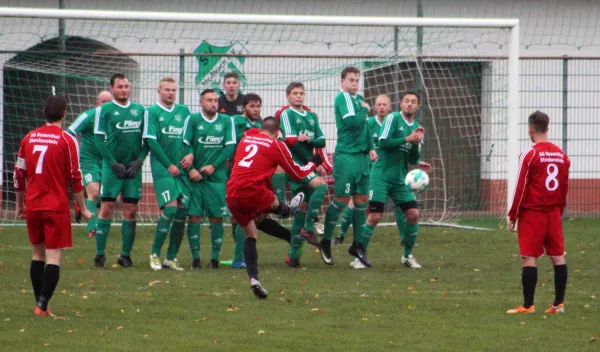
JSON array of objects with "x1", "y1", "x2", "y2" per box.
[
  {"x1": 189, "y1": 181, "x2": 229, "y2": 218},
  {"x1": 333, "y1": 152, "x2": 370, "y2": 197},
  {"x1": 154, "y1": 175, "x2": 192, "y2": 209},
  {"x1": 286, "y1": 171, "x2": 318, "y2": 199},
  {"x1": 369, "y1": 177, "x2": 415, "y2": 206},
  {"x1": 81, "y1": 159, "x2": 102, "y2": 187},
  {"x1": 100, "y1": 164, "x2": 142, "y2": 200}
]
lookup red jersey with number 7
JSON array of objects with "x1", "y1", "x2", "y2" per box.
[
  {"x1": 14, "y1": 125, "x2": 83, "y2": 212},
  {"x1": 227, "y1": 129, "x2": 317, "y2": 198},
  {"x1": 508, "y1": 142, "x2": 570, "y2": 220}
]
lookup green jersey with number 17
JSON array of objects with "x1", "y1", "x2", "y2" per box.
[
  {"x1": 143, "y1": 103, "x2": 191, "y2": 178},
  {"x1": 94, "y1": 100, "x2": 146, "y2": 165}
]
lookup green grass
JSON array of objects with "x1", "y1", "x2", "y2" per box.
[{"x1": 0, "y1": 220, "x2": 599, "y2": 351}]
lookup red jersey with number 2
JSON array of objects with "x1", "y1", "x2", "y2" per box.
[
  {"x1": 14, "y1": 125, "x2": 83, "y2": 212},
  {"x1": 227, "y1": 129, "x2": 317, "y2": 198},
  {"x1": 508, "y1": 142, "x2": 570, "y2": 220}
]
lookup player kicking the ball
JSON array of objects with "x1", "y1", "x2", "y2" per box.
[
  {"x1": 144, "y1": 78, "x2": 193, "y2": 271},
  {"x1": 15, "y1": 95, "x2": 92, "y2": 316},
  {"x1": 506, "y1": 111, "x2": 570, "y2": 315},
  {"x1": 227, "y1": 117, "x2": 323, "y2": 299}
]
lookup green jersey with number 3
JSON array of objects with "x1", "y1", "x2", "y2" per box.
[
  {"x1": 280, "y1": 108, "x2": 326, "y2": 164},
  {"x1": 94, "y1": 101, "x2": 146, "y2": 165},
  {"x1": 143, "y1": 103, "x2": 191, "y2": 178},
  {"x1": 372, "y1": 112, "x2": 422, "y2": 184},
  {"x1": 184, "y1": 112, "x2": 236, "y2": 182}
]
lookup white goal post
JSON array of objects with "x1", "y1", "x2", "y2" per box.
[{"x1": 0, "y1": 7, "x2": 520, "y2": 226}]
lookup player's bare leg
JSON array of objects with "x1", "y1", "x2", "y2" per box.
[
  {"x1": 400, "y1": 208, "x2": 421, "y2": 269},
  {"x1": 243, "y1": 217, "x2": 268, "y2": 299},
  {"x1": 545, "y1": 255, "x2": 567, "y2": 314},
  {"x1": 507, "y1": 256, "x2": 537, "y2": 314},
  {"x1": 84, "y1": 182, "x2": 100, "y2": 237},
  {"x1": 187, "y1": 215, "x2": 202, "y2": 269},
  {"x1": 32, "y1": 245, "x2": 61, "y2": 317}
]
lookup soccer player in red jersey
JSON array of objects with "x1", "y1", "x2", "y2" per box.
[
  {"x1": 14, "y1": 95, "x2": 92, "y2": 317},
  {"x1": 226, "y1": 117, "x2": 323, "y2": 299},
  {"x1": 506, "y1": 111, "x2": 570, "y2": 315}
]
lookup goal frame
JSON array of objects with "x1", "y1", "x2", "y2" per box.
[{"x1": 0, "y1": 7, "x2": 520, "y2": 225}]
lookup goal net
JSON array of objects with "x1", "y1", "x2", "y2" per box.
[{"x1": 0, "y1": 7, "x2": 518, "y2": 226}]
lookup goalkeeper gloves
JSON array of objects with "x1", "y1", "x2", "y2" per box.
[
  {"x1": 111, "y1": 162, "x2": 129, "y2": 179},
  {"x1": 126, "y1": 159, "x2": 144, "y2": 178}
]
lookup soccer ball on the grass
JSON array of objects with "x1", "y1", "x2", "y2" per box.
[{"x1": 405, "y1": 169, "x2": 429, "y2": 193}]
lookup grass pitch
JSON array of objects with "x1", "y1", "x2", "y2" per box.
[{"x1": 0, "y1": 219, "x2": 598, "y2": 351}]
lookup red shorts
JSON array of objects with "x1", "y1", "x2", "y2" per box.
[
  {"x1": 26, "y1": 210, "x2": 72, "y2": 250},
  {"x1": 226, "y1": 189, "x2": 275, "y2": 227},
  {"x1": 518, "y1": 207, "x2": 564, "y2": 258}
]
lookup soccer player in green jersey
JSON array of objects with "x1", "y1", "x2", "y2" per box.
[
  {"x1": 320, "y1": 67, "x2": 377, "y2": 267},
  {"x1": 144, "y1": 78, "x2": 194, "y2": 271},
  {"x1": 280, "y1": 82, "x2": 329, "y2": 267},
  {"x1": 367, "y1": 92, "x2": 432, "y2": 269},
  {"x1": 68, "y1": 90, "x2": 112, "y2": 237},
  {"x1": 184, "y1": 89, "x2": 236, "y2": 269},
  {"x1": 93, "y1": 73, "x2": 149, "y2": 268}
]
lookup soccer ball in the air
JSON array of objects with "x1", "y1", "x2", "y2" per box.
[{"x1": 405, "y1": 169, "x2": 429, "y2": 193}]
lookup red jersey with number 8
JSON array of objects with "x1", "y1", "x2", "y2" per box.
[
  {"x1": 508, "y1": 142, "x2": 570, "y2": 220},
  {"x1": 14, "y1": 125, "x2": 83, "y2": 212}
]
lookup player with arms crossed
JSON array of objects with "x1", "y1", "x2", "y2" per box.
[
  {"x1": 367, "y1": 92, "x2": 432, "y2": 269},
  {"x1": 227, "y1": 117, "x2": 322, "y2": 299},
  {"x1": 15, "y1": 95, "x2": 92, "y2": 316},
  {"x1": 93, "y1": 73, "x2": 148, "y2": 268},
  {"x1": 320, "y1": 66, "x2": 377, "y2": 267},
  {"x1": 68, "y1": 90, "x2": 112, "y2": 237},
  {"x1": 280, "y1": 82, "x2": 329, "y2": 267},
  {"x1": 506, "y1": 111, "x2": 570, "y2": 315},
  {"x1": 144, "y1": 77, "x2": 193, "y2": 271},
  {"x1": 185, "y1": 89, "x2": 236, "y2": 269}
]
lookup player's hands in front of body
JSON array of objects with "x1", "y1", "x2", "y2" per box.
[
  {"x1": 111, "y1": 162, "x2": 129, "y2": 178},
  {"x1": 200, "y1": 164, "x2": 215, "y2": 176},
  {"x1": 168, "y1": 164, "x2": 180, "y2": 177},
  {"x1": 418, "y1": 162, "x2": 433, "y2": 174},
  {"x1": 361, "y1": 101, "x2": 370, "y2": 110},
  {"x1": 369, "y1": 150, "x2": 378, "y2": 162},
  {"x1": 405, "y1": 129, "x2": 424, "y2": 144},
  {"x1": 180, "y1": 154, "x2": 194, "y2": 169},
  {"x1": 16, "y1": 203, "x2": 26, "y2": 219},
  {"x1": 126, "y1": 159, "x2": 144, "y2": 178},
  {"x1": 81, "y1": 208, "x2": 93, "y2": 222},
  {"x1": 189, "y1": 168, "x2": 203, "y2": 182},
  {"x1": 507, "y1": 217, "x2": 517, "y2": 232},
  {"x1": 297, "y1": 133, "x2": 310, "y2": 143}
]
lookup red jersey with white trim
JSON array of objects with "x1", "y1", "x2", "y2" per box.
[
  {"x1": 14, "y1": 125, "x2": 83, "y2": 212},
  {"x1": 508, "y1": 142, "x2": 570, "y2": 220},
  {"x1": 227, "y1": 129, "x2": 317, "y2": 198}
]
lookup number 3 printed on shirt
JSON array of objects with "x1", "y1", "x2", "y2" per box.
[
  {"x1": 238, "y1": 144, "x2": 258, "y2": 168},
  {"x1": 545, "y1": 163, "x2": 559, "y2": 191}
]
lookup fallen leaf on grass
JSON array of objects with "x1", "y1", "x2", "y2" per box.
[
  {"x1": 111, "y1": 264, "x2": 119, "y2": 269},
  {"x1": 584, "y1": 305, "x2": 590, "y2": 308},
  {"x1": 20, "y1": 289, "x2": 27, "y2": 294},
  {"x1": 116, "y1": 326, "x2": 123, "y2": 330},
  {"x1": 311, "y1": 308, "x2": 324, "y2": 312},
  {"x1": 526, "y1": 337, "x2": 535, "y2": 341},
  {"x1": 442, "y1": 291, "x2": 447, "y2": 296},
  {"x1": 315, "y1": 293, "x2": 319, "y2": 298},
  {"x1": 44, "y1": 343, "x2": 51, "y2": 347},
  {"x1": 407, "y1": 305, "x2": 415, "y2": 310},
  {"x1": 226, "y1": 305, "x2": 239, "y2": 312},
  {"x1": 429, "y1": 278, "x2": 437, "y2": 282},
  {"x1": 520, "y1": 322, "x2": 525, "y2": 325},
  {"x1": 592, "y1": 295, "x2": 597, "y2": 299},
  {"x1": 19, "y1": 328, "x2": 25, "y2": 333},
  {"x1": 147, "y1": 281, "x2": 161, "y2": 287},
  {"x1": 258, "y1": 330, "x2": 265, "y2": 334},
  {"x1": 361, "y1": 317, "x2": 368, "y2": 321},
  {"x1": 590, "y1": 337, "x2": 596, "y2": 343},
  {"x1": 60, "y1": 290, "x2": 67, "y2": 294},
  {"x1": 202, "y1": 316, "x2": 211, "y2": 321},
  {"x1": 473, "y1": 269, "x2": 480, "y2": 272},
  {"x1": 77, "y1": 282, "x2": 85, "y2": 288},
  {"x1": 4, "y1": 318, "x2": 9, "y2": 321},
  {"x1": 121, "y1": 308, "x2": 125, "y2": 313},
  {"x1": 81, "y1": 295, "x2": 88, "y2": 300},
  {"x1": 360, "y1": 293, "x2": 368, "y2": 297},
  {"x1": 68, "y1": 329, "x2": 76, "y2": 333},
  {"x1": 77, "y1": 258, "x2": 85, "y2": 264}
]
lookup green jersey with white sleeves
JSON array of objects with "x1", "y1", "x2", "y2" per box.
[
  {"x1": 68, "y1": 107, "x2": 102, "y2": 163},
  {"x1": 333, "y1": 91, "x2": 371, "y2": 154},
  {"x1": 280, "y1": 107, "x2": 326, "y2": 164}
]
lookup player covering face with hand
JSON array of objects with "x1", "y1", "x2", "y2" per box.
[{"x1": 226, "y1": 117, "x2": 324, "y2": 299}]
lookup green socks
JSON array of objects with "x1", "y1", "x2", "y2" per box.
[
  {"x1": 233, "y1": 224, "x2": 245, "y2": 262},
  {"x1": 166, "y1": 217, "x2": 186, "y2": 261},
  {"x1": 339, "y1": 206, "x2": 353, "y2": 239},
  {"x1": 323, "y1": 199, "x2": 346, "y2": 241},
  {"x1": 304, "y1": 184, "x2": 327, "y2": 232},
  {"x1": 95, "y1": 218, "x2": 111, "y2": 256},
  {"x1": 121, "y1": 220, "x2": 136, "y2": 257},
  {"x1": 351, "y1": 203, "x2": 368, "y2": 246},
  {"x1": 289, "y1": 212, "x2": 306, "y2": 260},
  {"x1": 271, "y1": 173, "x2": 287, "y2": 204},
  {"x1": 403, "y1": 222, "x2": 419, "y2": 257},
  {"x1": 210, "y1": 222, "x2": 224, "y2": 261},
  {"x1": 395, "y1": 208, "x2": 407, "y2": 242},
  {"x1": 363, "y1": 223, "x2": 375, "y2": 251},
  {"x1": 85, "y1": 199, "x2": 98, "y2": 233},
  {"x1": 187, "y1": 221, "x2": 201, "y2": 260},
  {"x1": 151, "y1": 206, "x2": 177, "y2": 257}
]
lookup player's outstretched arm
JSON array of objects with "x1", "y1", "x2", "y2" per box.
[
  {"x1": 507, "y1": 148, "x2": 535, "y2": 221},
  {"x1": 273, "y1": 140, "x2": 319, "y2": 181}
]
